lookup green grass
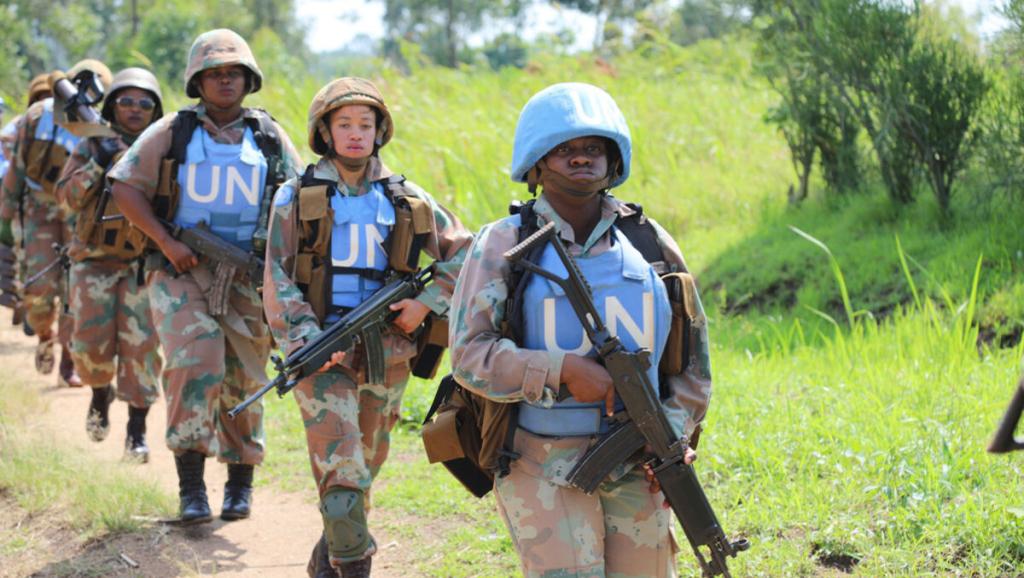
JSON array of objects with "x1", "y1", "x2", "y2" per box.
[{"x1": 0, "y1": 375, "x2": 175, "y2": 543}]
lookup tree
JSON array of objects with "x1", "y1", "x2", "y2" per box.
[{"x1": 382, "y1": 0, "x2": 525, "y2": 68}]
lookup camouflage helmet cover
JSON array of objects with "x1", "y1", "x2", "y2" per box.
[
  {"x1": 184, "y1": 29, "x2": 263, "y2": 98},
  {"x1": 66, "y1": 59, "x2": 114, "y2": 93},
  {"x1": 27, "y1": 73, "x2": 53, "y2": 106},
  {"x1": 102, "y1": 67, "x2": 164, "y2": 122},
  {"x1": 307, "y1": 77, "x2": 393, "y2": 156}
]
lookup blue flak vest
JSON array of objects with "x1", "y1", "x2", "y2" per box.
[
  {"x1": 175, "y1": 125, "x2": 268, "y2": 252},
  {"x1": 30, "y1": 101, "x2": 80, "y2": 191},
  {"x1": 517, "y1": 226, "x2": 672, "y2": 437},
  {"x1": 324, "y1": 181, "x2": 395, "y2": 324}
]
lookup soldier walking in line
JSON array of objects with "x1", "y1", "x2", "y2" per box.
[
  {"x1": 262, "y1": 77, "x2": 472, "y2": 577},
  {"x1": 1, "y1": 60, "x2": 112, "y2": 388},
  {"x1": 55, "y1": 67, "x2": 166, "y2": 462},
  {"x1": 0, "y1": 73, "x2": 53, "y2": 333},
  {"x1": 448, "y1": 83, "x2": 714, "y2": 577},
  {"x1": 108, "y1": 29, "x2": 303, "y2": 524}
]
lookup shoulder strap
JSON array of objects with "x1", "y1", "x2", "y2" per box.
[
  {"x1": 503, "y1": 199, "x2": 540, "y2": 345},
  {"x1": 243, "y1": 109, "x2": 283, "y2": 163},
  {"x1": 615, "y1": 202, "x2": 670, "y2": 271},
  {"x1": 168, "y1": 110, "x2": 199, "y2": 164}
]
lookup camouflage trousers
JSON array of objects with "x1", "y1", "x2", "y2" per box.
[
  {"x1": 17, "y1": 205, "x2": 70, "y2": 342},
  {"x1": 293, "y1": 362, "x2": 411, "y2": 498},
  {"x1": 495, "y1": 464, "x2": 679, "y2": 578},
  {"x1": 68, "y1": 259, "x2": 161, "y2": 407},
  {"x1": 147, "y1": 266, "x2": 269, "y2": 464}
]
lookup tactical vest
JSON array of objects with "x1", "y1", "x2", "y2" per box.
[
  {"x1": 421, "y1": 198, "x2": 705, "y2": 494},
  {"x1": 25, "y1": 100, "x2": 81, "y2": 198},
  {"x1": 516, "y1": 226, "x2": 672, "y2": 437},
  {"x1": 73, "y1": 139, "x2": 145, "y2": 260},
  {"x1": 293, "y1": 164, "x2": 433, "y2": 324},
  {"x1": 506, "y1": 199, "x2": 700, "y2": 393},
  {"x1": 153, "y1": 108, "x2": 286, "y2": 254}
]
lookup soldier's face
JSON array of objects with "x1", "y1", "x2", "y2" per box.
[
  {"x1": 543, "y1": 137, "x2": 610, "y2": 186},
  {"x1": 112, "y1": 87, "x2": 156, "y2": 134},
  {"x1": 328, "y1": 104, "x2": 377, "y2": 160},
  {"x1": 198, "y1": 65, "x2": 247, "y2": 109}
]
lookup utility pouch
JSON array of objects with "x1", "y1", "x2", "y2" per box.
[
  {"x1": 660, "y1": 271, "x2": 699, "y2": 376},
  {"x1": 24, "y1": 139, "x2": 52, "y2": 185},
  {"x1": 422, "y1": 374, "x2": 515, "y2": 498},
  {"x1": 387, "y1": 195, "x2": 432, "y2": 273},
  {"x1": 410, "y1": 313, "x2": 448, "y2": 379}
]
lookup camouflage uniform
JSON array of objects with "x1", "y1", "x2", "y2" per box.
[
  {"x1": 263, "y1": 77, "x2": 472, "y2": 574},
  {"x1": 449, "y1": 80, "x2": 714, "y2": 577},
  {"x1": 55, "y1": 113, "x2": 162, "y2": 411},
  {"x1": 449, "y1": 195, "x2": 713, "y2": 577},
  {"x1": 108, "y1": 103, "x2": 303, "y2": 460},
  {"x1": 265, "y1": 155, "x2": 472, "y2": 494},
  {"x1": 0, "y1": 97, "x2": 77, "y2": 363}
]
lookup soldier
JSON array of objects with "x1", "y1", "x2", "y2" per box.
[
  {"x1": 0, "y1": 73, "x2": 53, "y2": 163},
  {"x1": 108, "y1": 29, "x2": 303, "y2": 525},
  {"x1": 0, "y1": 73, "x2": 53, "y2": 332},
  {"x1": 55, "y1": 67, "x2": 166, "y2": 462},
  {"x1": 448, "y1": 83, "x2": 712, "y2": 577},
  {"x1": 262, "y1": 77, "x2": 472, "y2": 577},
  {"x1": 1, "y1": 61, "x2": 112, "y2": 388}
]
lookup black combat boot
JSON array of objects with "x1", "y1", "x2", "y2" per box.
[
  {"x1": 307, "y1": 534, "x2": 340, "y2": 578},
  {"x1": 124, "y1": 405, "x2": 150, "y2": 463},
  {"x1": 337, "y1": 557, "x2": 372, "y2": 578},
  {"x1": 174, "y1": 451, "x2": 212, "y2": 525},
  {"x1": 221, "y1": 463, "x2": 254, "y2": 521},
  {"x1": 86, "y1": 385, "x2": 114, "y2": 442}
]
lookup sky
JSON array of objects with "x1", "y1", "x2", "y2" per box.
[{"x1": 295, "y1": 0, "x2": 1012, "y2": 54}]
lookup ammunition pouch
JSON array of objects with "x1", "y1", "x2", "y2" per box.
[
  {"x1": 24, "y1": 138, "x2": 66, "y2": 197},
  {"x1": 385, "y1": 187, "x2": 432, "y2": 273},
  {"x1": 75, "y1": 149, "x2": 145, "y2": 261},
  {"x1": 659, "y1": 271, "x2": 700, "y2": 376}
]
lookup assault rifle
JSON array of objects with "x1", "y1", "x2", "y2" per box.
[
  {"x1": 24, "y1": 244, "x2": 68, "y2": 288},
  {"x1": 156, "y1": 219, "x2": 264, "y2": 283},
  {"x1": 102, "y1": 212, "x2": 266, "y2": 283},
  {"x1": 227, "y1": 265, "x2": 435, "y2": 418},
  {"x1": 504, "y1": 222, "x2": 749, "y2": 578},
  {"x1": 988, "y1": 375, "x2": 1024, "y2": 453}
]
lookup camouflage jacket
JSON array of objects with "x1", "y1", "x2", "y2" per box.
[
  {"x1": 448, "y1": 194, "x2": 712, "y2": 484},
  {"x1": 263, "y1": 156, "x2": 473, "y2": 377},
  {"x1": 107, "y1": 103, "x2": 304, "y2": 203}
]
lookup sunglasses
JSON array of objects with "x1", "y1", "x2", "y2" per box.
[{"x1": 114, "y1": 96, "x2": 156, "y2": 111}]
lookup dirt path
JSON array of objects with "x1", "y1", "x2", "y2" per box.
[{"x1": 0, "y1": 308, "x2": 410, "y2": 577}]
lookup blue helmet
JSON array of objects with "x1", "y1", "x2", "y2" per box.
[{"x1": 511, "y1": 82, "x2": 631, "y2": 189}]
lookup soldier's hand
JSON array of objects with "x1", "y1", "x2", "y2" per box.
[
  {"x1": 0, "y1": 219, "x2": 12, "y2": 247},
  {"x1": 389, "y1": 298, "x2": 431, "y2": 334},
  {"x1": 643, "y1": 447, "x2": 696, "y2": 507},
  {"x1": 316, "y1": 351, "x2": 347, "y2": 374},
  {"x1": 159, "y1": 238, "x2": 199, "y2": 273},
  {"x1": 561, "y1": 354, "x2": 615, "y2": 415}
]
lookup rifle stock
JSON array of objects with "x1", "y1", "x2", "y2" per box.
[
  {"x1": 988, "y1": 376, "x2": 1024, "y2": 453},
  {"x1": 504, "y1": 221, "x2": 749, "y2": 577}
]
